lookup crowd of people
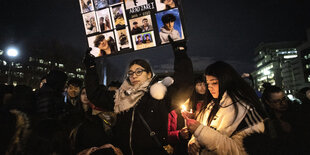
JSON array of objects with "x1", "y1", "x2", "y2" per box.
[{"x1": 1, "y1": 37, "x2": 310, "y2": 155}]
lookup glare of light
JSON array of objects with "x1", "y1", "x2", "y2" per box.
[
  {"x1": 263, "y1": 70, "x2": 270, "y2": 75},
  {"x1": 7, "y1": 48, "x2": 19, "y2": 57},
  {"x1": 181, "y1": 104, "x2": 186, "y2": 112}
]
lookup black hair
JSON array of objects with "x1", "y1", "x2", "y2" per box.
[
  {"x1": 128, "y1": 59, "x2": 153, "y2": 77},
  {"x1": 68, "y1": 78, "x2": 83, "y2": 88},
  {"x1": 94, "y1": 35, "x2": 105, "y2": 47},
  {"x1": 46, "y1": 70, "x2": 67, "y2": 92},
  {"x1": 133, "y1": 21, "x2": 138, "y2": 25},
  {"x1": 161, "y1": 13, "x2": 176, "y2": 24},
  {"x1": 189, "y1": 74, "x2": 207, "y2": 112},
  {"x1": 108, "y1": 81, "x2": 122, "y2": 88},
  {"x1": 142, "y1": 18, "x2": 148, "y2": 22},
  {"x1": 202, "y1": 61, "x2": 264, "y2": 126},
  {"x1": 261, "y1": 85, "x2": 282, "y2": 105}
]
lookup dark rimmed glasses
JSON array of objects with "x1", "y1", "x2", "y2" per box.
[{"x1": 127, "y1": 68, "x2": 146, "y2": 77}]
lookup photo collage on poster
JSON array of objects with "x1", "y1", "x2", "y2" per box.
[{"x1": 79, "y1": 0, "x2": 185, "y2": 57}]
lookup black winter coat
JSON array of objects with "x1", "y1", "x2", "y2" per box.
[{"x1": 85, "y1": 50, "x2": 193, "y2": 155}]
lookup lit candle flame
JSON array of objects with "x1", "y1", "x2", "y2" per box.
[{"x1": 181, "y1": 104, "x2": 186, "y2": 112}]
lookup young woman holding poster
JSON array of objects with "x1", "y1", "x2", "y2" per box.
[
  {"x1": 182, "y1": 61, "x2": 266, "y2": 155},
  {"x1": 83, "y1": 36, "x2": 193, "y2": 155}
]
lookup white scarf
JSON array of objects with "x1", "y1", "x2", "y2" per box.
[{"x1": 114, "y1": 79, "x2": 152, "y2": 113}]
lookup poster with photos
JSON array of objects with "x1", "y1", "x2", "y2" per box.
[
  {"x1": 111, "y1": 4, "x2": 127, "y2": 30},
  {"x1": 80, "y1": 0, "x2": 95, "y2": 13},
  {"x1": 155, "y1": 0, "x2": 178, "y2": 12},
  {"x1": 83, "y1": 12, "x2": 99, "y2": 35},
  {"x1": 155, "y1": 8, "x2": 184, "y2": 44},
  {"x1": 124, "y1": 0, "x2": 148, "y2": 10},
  {"x1": 115, "y1": 27, "x2": 132, "y2": 50},
  {"x1": 93, "y1": 0, "x2": 108, "y2": 10},
  {"x1": 88, "y1": 31, "x2": 118, "y2": 57},
  {"x1": 96, "y1": 8, "x2": 112, "y2": 32},
  {"x1": 79, "y1": 0, "x2": 186, "y2": 57},
  {"x1": 133, "y1": 31, "x2": 156, "y2": 50}
]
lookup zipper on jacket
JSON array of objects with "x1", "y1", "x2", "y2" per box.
[{"x1": 129, "y1": 106, "x2": 137, "y2": 155}]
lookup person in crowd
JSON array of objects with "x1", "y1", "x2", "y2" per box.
[
  {"x1": 24, "y1": 118, "x2": 71, "y2": 154},
  {"x1": 66, "y1": 78, "x2": 83, "y2": 111},
  {"x1": 107, "y1": 81, "x2": 122, "y2": 91},
  {"x1": 36, "y1": 70, "x2": 68, "y2": 120},
  {"x1": 189, "y1": 75, "x2": 206, "y2": 116},
  {"x1": 160, "y1": 0, "x2": 177, "y2": 10},
  {"x1": 167, "y1": 75, "x2": 206, "y2": 155},
  {"x1": 0, "y1": 85, "x2": 35, "y2": 155},
  {"x1": 160, "y1": 14, "x2": 181, "y2": 44},
  {"x1": 261, "y1": 85, "x2": 307, "y2": 154},
  {"x1": 167, "y1": 107, "x2": 190, "y2": 155},
  {"x1": 0, "y1": 84, "x2": 14, "y2": 106},
  {"x1": 94, "y1": 34, "x2": 117, "y2": 56},
  {"x1": 80, "y1": 87, "x2": 93, "y2": 115},
  {"x1": 70, "y1": 87, "x2": 117, "y2": 154},
  {"x1": 131, "y1": 21, "x2": 143, "y2": 35},
  {"x1": 141, "y1": 18, "x2": 153, "y2": 32},
  {"x1": 83, "y1": 36, "x2": 193, "y2": 154},
  {"x1": 39, "y1": 76, "x2": 47, "y2": 88},
  {"x1": 182, "y1": 61, "x2": 266, "y2": 155}
]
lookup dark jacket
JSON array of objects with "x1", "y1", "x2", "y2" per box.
[{"x1": 85, "y1": 50, "x2": 193, "y2": 155}]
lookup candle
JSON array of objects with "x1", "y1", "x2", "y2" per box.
[{"x1": 181, "y1": 104, "x2": 188, "y2": 127}]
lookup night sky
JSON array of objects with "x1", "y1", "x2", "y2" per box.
[{"x1": 1, "y1": 0, "x2": 310, "y2": 77}]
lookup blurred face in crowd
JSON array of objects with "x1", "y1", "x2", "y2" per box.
[
  {"x1": 268, "y1": 91, "x2": 288, "y2": 112},
  {"x1": 40, "y1": 78, "x2": 46, "y2": 88},
  {"x1": 206, "y1": 75, "x2": 219, "y2": 99},
  {"x1": 128, "y1": 64, "x2": 151, "y2": 86},
  {"x1": 306, "y1": 90, "x2": 310, "y2": 100},
  {"x1": 80, "y1": 88, "x2": 90, "y2": 104},
  {"x1": 195, "y1": 82, "x2": 206, "y2": 95},
  {"x1": 67, "y1": 84, "x2": 81, "y2": 98}
]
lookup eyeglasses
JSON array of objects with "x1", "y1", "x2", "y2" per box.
[
  {"x1": 270, "y1": 97, "x2": 289, "y2": 105},
  {"x1": 127, "y1": 68, "x2": 146, "y2": 77}
]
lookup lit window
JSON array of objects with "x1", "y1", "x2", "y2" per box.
[
  {"x1": 39, "y1": 59, "x2": 44, "y2": 64},
  {"x1": 305, "y1": 55, "x2": 308, "y2": 59},
  {"x1": 3, "y1": 61, "x2": 7, "y2": 66},
  {"x1": 59, "y1": 64, "x2": 64, "y2": 68},
  {"x1": 306, "y1": 65, "x2": 310, "y2": 69}
]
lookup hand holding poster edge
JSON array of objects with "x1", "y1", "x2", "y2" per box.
[{"x1": 168, "y1": 35, "x2": 187, "y2": 52}]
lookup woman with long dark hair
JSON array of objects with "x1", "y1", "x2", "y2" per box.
[
  {"x1": 183, "y1": 61, "x2": 266, "y2": 155},
  {"x1": 83, "y1": 37, "x2": 193, "y2": 155}
]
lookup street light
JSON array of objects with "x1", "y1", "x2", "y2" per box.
[
  {"x1": 6, "y1": 47, "x2": 19, "y2": 85},
  {"x1": 7, "y1": 48, "x2": 19, "y2": 57}
]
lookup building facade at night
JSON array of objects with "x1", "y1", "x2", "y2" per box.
[
  {"x1": 0, "y1": 52, "x2": 85, "y2": 89},
  {"x1": 252, "y1": 28, "x2": 310, "y2": 94},
  {"x1": 252, "y1": 41, "x2": 302, "y2": 93}
]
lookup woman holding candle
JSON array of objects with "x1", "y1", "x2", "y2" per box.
[{"x1": 182, "y1": 61, "x2": 266, "y2": 155}]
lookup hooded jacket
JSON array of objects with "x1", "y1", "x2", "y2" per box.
[{"x1": 159, "y1": 27, "x2": 181, "y2": 44}]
